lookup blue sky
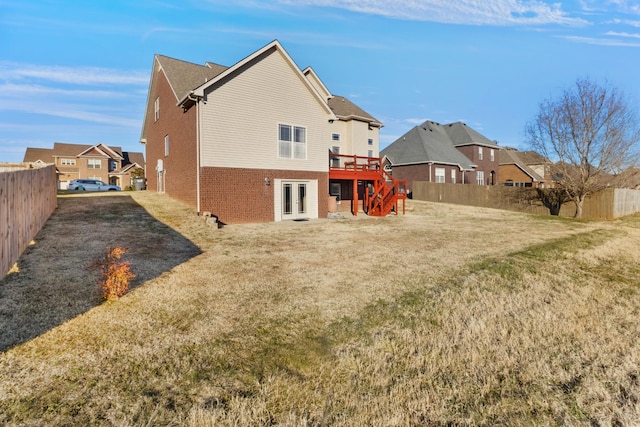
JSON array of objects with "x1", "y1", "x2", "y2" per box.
[{"x1": 1, "y1": 0, "x2": 640, "y2": 162}]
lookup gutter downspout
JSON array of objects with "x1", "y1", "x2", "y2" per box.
[{"x1": 195, "y1": 95, "x2": 201, "y2": 214}]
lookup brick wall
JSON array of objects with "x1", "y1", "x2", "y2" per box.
[
  {"x1": 499, "y1": 164, "x2": 534, "y2": 185},
  {"x1": 144, "y1": 69, "x2": 198, "y2": 208},
  {"x1": 200, "y1": 167, "x2": 328, "y2": 224},
  {"x1": 389, "y1": 163, "x2": 465, "y2": 192},
  {"x1": 456, "y1": 145, "x2": 499, "y2": 184}
]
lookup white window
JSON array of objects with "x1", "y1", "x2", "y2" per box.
[
  {"x1": 451, "y1": 169, "x2": 456, "y2": 184},
  {"x1": 154, "y1": 97, "x2": 160, "y2": 121},
  {"x1": 164, "y1": 135, "x2": 169, "y2": 156},
  {"x1": 61, "y1": 158, "x2": 76, "y2": 166},
  {"x1": 368, "y1": 138, "x2": 373, "y2": 146},
  {"x1": 367, "y1": 150, "x2": 373, "y2": 158},
  {"x1": 478, "y1": 147, "x2": 483, "y2": 161},
  {"x1": 332, "y1": 133, "x2": 340, "y2": 142},
  {"x1": 331, "y1": 146, "x2": 340, "y2": 167},
  {"x1": 476, "y1": 171, "x2": 485, "y2": 185},
  {"x1": 435, "y1": 167, "x2": 445, "y2": 183},
  {"x1": 279, "y1": 124, "x2": 306, "y2": 159},
  {"x1": 490, "y1": 149, "x2": 495, "y2": 162},
  {"x1": 87, "y1": 159, "x2": 101, "y2": 169}
]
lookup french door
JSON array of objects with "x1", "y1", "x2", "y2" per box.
[{"x1": 281, "y1": 181, "x2": 308, "y2": 220}]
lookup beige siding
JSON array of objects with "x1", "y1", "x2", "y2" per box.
[
  {"x1": 200, "y1": 50, "x2": 331, "y2": 172},
  {"x1": 350, "y1": 120, "x2": 379, "y2": 157}
]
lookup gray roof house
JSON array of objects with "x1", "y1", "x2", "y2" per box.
[{"x1": 381, "y1": 120, "x2": 500, "y2": 187}]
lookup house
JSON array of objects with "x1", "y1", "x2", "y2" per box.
[
  {"x1": 381, "y1": 120, "x2": 500, "y2": 192},
  {"x1": 498, "y1": 147, "x2": 547, "y2": 188},
  {"x1": 23, "y1": 142, "x2": 145, "y2": 190},
  {"x1": 140, "y1": 40, "x2": 404, "y2": 224}
]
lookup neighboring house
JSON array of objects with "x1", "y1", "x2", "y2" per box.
[
  {"x1": 140, "y1": 40, "x2": 402, "y2": 224},
  {"x1": 498, "y1": 147, "x2": 546, "y2": 188},
  {"x1": 381, "y1": 120, "x2": 499, "y2": 192},
  {"x1": 23, "y1": 142, "x2": 145, "y2": 190}
]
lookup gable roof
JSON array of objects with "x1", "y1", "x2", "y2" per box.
[
  {"x1": 518, "y1": 150, "x2": 549, "y2": 165},
  {"x1": 328, "y1": 96, "x2": 381, "y2": 127},
  {"x1": 155, "y1": 54, "x2": 227, "y2": 103},
  {"x1": 187, "y1": 40, "x2": 336, "y2": 119},
  {"x1": 381, "y1": 121, "x2": 476, "y2": 169},
  {"x1": 23, "y1": 147, "x2": 54, "y2": 163},
  {"x1": 23, "y1": 142, "x2": 144, "y2": 167},
  {"x1": 443, "y1": 122, "x2": 499, "y2": 148},
  {"x1": 499, "y1": 148, "x2": 545, "y2": 182}
]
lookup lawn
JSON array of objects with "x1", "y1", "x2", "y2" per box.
[{"x1": 1, "y1": 191, "x2": 639, "y2": 425}]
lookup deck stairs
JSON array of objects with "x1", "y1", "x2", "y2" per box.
[{"x1": 329, "y1": 154, "x2": 407, "y2": 217}]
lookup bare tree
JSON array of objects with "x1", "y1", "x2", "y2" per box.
[{"x1": 526, "y1": 78, "x2": 640, "y2": 218}]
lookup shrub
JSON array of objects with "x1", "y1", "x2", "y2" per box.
[{"x1": 93, "y1": 246, "x2": 135, "y2": 300}]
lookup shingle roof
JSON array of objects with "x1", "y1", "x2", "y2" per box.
[
  {"x1": 23, "y1": 143, "x2": 144, "y2": 167},
  {"x1": 328, "y1": 96, "x2": 380, "y2": 125},
  {"x1": 443, "y1": 122, "x2": 499, "y2": 148},
  {"x1": 155, "y1": 54, "x2": 228, "y2": 102},
  {"x1": 52, "y1": 142, "x2": 92, "y2": 157},
  {"x1": 23, "y1": 147, "x2": 54, "y2": 163},
  {"x1": 499, "y1": 148, "x2": 545, "y2": 182},
  {"x1": 381, "y1": 121, "x2": 476, "y2": 169},
  {"x1": 518, "y1": 150, "x2": 549, "y2": 165}
]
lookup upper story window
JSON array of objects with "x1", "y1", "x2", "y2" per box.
[
  {"x1": 490, "y1": 149, "x2": 495, "y2": 162},
  {"x1": 154, "y1": 97, "x2": 160, "y2": 121},
  {"x1": 331, "y1": 133, "x2": 340, "y2": 142},
  {"x1": 279, "y1": 124, "x2": 306, "y2": 160},
  {"x1": 368, "y1": 138, "x2": 373, "y2": 145},
  {"x1": 164, "y1": 135, "x2": 170, "y2": 156},
  {"x1": 110, "y1": 160, "x2": 117, "y2": 171},
  {"x1": 60, "y1": 158, "x2": 76, "y2": 166},
  {"x1": 478, "y1": 147, "x2": 483, "y2": 161},
  {"x1": 87, "y1": 159, "x2": 101, "y2": 169}
]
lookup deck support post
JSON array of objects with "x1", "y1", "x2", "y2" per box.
[{"x1": 352, "y1": 179, "x2": 358, "y2": 216}]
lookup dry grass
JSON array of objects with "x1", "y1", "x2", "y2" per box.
[{"x1": 1, "y1": 191, "x2": 640, "y2": 425}]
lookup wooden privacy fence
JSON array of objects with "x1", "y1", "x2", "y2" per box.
[
  {"x1": 1, "y1": 164, "x2": 58, "y2": 279},
  {"x1": 412, "y1": 182, "x2": 640, "y2": 220}
]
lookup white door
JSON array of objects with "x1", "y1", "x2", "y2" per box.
[{"x1": 282, "y1": 181, "x2": 308, "y2": 220}]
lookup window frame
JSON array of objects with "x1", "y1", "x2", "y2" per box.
[
  {"x1": 435, "y1": 167, "x2": 445, "y2": 183},
  {"x1": 331, "y1": 133, "x2": 341, "y2": 142},
  {"x1": 478, "y1": 147, "x2": 483, "y2": 161},
  {"x1": 451, "y1": 169, "x2": 456, "y2": 184},
  {"x1": 61, "y1": 158, "x2": 76, "y2": 166},
  {"x1": 87, "y1": 158, "x2": 101, "y2": 169},
  {"x1": 278, "y1": 123, "x2": 307, "y2": 160},
  {"x1": 368, "y1": 138, "x2": 373, "y2": 146},
  {"x1": 154, "y1": 97, "x2": 160, "y2": 121},
  {"x1": 476, "y1": 170, "x2": 485, "y2": 185},
  {"x1": 490, "y1": 149, "x2": 495, "y2": 162},
  {"x1": 164, "y1": 134, "x2": 169, "y2": 156}
]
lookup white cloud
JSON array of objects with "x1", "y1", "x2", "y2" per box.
[
  {"x1": 278, "y1": 0, "x2": 588, "y2": 26},
  {"x1": 0, "y1": 99, "x2": 140, "y2": 128},
  {"x1": 563, "y1": 35, "x2": 640, "y2": 47},
  {"x1": 0, "y1": 83, "x2": 130, "y2": 99},
  {"x1": 0, "y1": 62, "x2": 147, "y2": 86},
  {"x1": 605, "y1": 31, "x2": 640, "y2": 39}
]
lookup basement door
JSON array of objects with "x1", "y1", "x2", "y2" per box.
[{"x1": 274, "y1": 179, "x2": 318, "y2": 221}]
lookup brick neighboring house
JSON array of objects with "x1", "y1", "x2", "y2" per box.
[
  {"x1": 140, "y1": 40, "x2": 392, "y2": 224},
  {"x1": 23, "y1": 142, "x2": 145, "y2": 190},
  {"x1": 381, "y1": 120, "x2": 499, "y2": 192},
  {"x1": 499, "y1": 148, "x2": 546, "y2": 188}
]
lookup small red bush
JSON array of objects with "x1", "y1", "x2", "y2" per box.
[{"x1": 94, "y1": 246, "x2": 136, "y2": 301}]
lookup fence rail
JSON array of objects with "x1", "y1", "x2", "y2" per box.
[
  {"x1": 411, "y1": 182, "x2": 640, "y2": 220},
  {"x1": 1, "y1": 164, "x2": 57, "y2": 279}
]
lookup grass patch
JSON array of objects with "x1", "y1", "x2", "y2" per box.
[{"x1": 2, "y1": 195, "x2": 640, "y2": 425}]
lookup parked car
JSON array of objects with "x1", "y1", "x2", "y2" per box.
[{"x1": 68, "y1": 179, "x2": 121, "y2": 191}]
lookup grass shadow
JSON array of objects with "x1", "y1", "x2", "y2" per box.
[{"x1": 0, "y1": 193, "x2": 202, "y2": 352}]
